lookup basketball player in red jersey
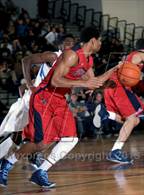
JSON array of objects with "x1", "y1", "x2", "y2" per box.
[
  {"x1": 103, "y1": 39, "x2": 144, "y2": 164},
  {"x1": 0, "y1": 34, "x2": 75, "y2": 163},
  {"x1": 0, "y1": 26, "x2": 118, "y2": 188},
  {"x1": 127, "y1": 39, "x2": 144, "y2": 96}
]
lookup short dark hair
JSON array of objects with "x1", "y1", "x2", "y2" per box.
[
  {"x1": 80, "y1": 26, "x2": 100, "y2": 43},
  {"x1": 136, "y1": 39, "x2": 144, "y2": 50}
]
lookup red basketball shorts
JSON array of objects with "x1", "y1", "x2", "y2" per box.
[
  {"x1": 104, "y1": 84, "x2": 144, "y2": 118},
  {"x1": 23, "y1": 88, "x2": 77, "y2": 144}
]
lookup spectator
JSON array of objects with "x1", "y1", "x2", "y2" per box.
[
  {"x1": 45, "y1": 26, "x2": 58, "y2": 45},
  {"x1": 93, "y1": 90, "x2": 121, "y2": 137},
  {"x1": 15, "y1": 19, "x2": 29, "y2": 38},
  {"x1": 0, "y1": 60, "x2": 18, "y2": 95},
  {"x1": 69, "y1": 93, "x2": 96, "y2": 139}
]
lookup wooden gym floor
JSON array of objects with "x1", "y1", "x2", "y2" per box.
[{"x1": 0, "y1": 133, "x2": 144, "y2": 195}]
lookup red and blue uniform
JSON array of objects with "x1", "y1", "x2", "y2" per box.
[
  {"x1": 104, "y1": 51, "x2": 144, "y2": 118},
  {"x1": 23, "y1": 47, "x2": 93, "y2": 144},
  {"x1": 127, "y1": 51, "x2": 144, "y2": 95}
]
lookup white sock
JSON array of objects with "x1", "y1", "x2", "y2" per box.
[
  {"x1": 39, "y1": 160, "x2": 53, "y2": 171},
  {"x1": 6, "y1": 153, "x2": 18, "y2": 164},
  {"x1": 39, "y1": 137, "x2": 78, "y2": 171},
  {"x1": 0, "y1": 137, "x2": 13, "y2": 159},
  {"x1": 112, "y1": 140, "x2": 124, "y2": 151}
]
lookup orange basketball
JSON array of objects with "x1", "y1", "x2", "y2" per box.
[{"x1": 118, "y1": 62, "x2": 141, "y2": 87}]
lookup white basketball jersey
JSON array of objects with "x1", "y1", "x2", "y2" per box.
[{"x1": 34, "y1": 50, "x2": 62, "y2": 87}]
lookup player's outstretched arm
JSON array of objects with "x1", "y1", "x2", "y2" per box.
[
  {"x1": 97, "y1": 65, "x2": 119, "y2": 84},
  {"x1": 22, "y1": 52, "x2": 57, "y2": 89},
  {"x1": 51, "y1": 50, "x2": 107, "y2": 89}
]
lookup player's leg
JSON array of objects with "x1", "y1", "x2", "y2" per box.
[
  {"x1": 0, "y1": 136, "x2": 13, "y2": 160},
  {"x1": 0, "y1": 90, "x2": 31, "y2": 137},
  {"x1": 0, "y1": 140, "x2": 53, "y2": 188},
  {"x1": 0, "y1": 91, "x2": 78, "y2": 188},
  {"x1": 37, "y1": 100, "x2": 78, "y2": 171},
  {"x1": 30, "y1": 95, "x2": 78, "y2": 187},
  {"x1": 0, "y1": 108, "x2": 55, "y2": 188},
  {"x1": 38, "y1": 137, "x2": 78, "y2": 170},
  {"x1": 107, "y1": 115, "x2": 140, "y2": 163},
  {"x1": 0, "y1": 100, "x2": 21, "y2": 159},
  {"x1": 105, "y1": 85, "x2": 143, "y2": 163},
  {"x1": 0, "y1": 91, "x2": 31, "y2": 159},
  {"x1": 0, "y1": 90, "x2": 56, "y2": 188}
]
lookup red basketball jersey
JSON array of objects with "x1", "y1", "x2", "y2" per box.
[{"x1": 39, "y1": 47, "x2": 93, "y2": 96}]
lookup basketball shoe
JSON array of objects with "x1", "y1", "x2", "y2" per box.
[
  {"x1": 107, "y1": 149, "x2": 133, "y2": 164},
  {"x1": 0, "y1": 159, "x2": 13, "y2": 187},
  {"x1": 30, "y1": 169, "x2": 56, "y2": 188}
]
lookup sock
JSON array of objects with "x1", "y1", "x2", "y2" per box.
[
  {"x1": 39, "y1": 137, "x2": 78, "y2": 171},
  {"x1": 38, "y1": 159, "x2": 53, "y2": 171},
  {"x1": 112, "y1": 140, "x2": 124, "y2": 151},
  {"x1": 6, "y1": 153, "x2": 18, "y2": 164},
  {"x1": 0, "y1": 137, "x2": 14, "y2": 159}
]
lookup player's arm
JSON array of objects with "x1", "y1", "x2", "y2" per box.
[
  {"x1": 51, "y1": 50, "x2": 87, "y2": 88},
  {"x1": 83, "y1": 64, "x2": 118, "y2": 95},
  {"x1": 84, "y1": 59, "x2": 120, "y2": 82},
  {"x1": 22, "y1": 51, "x2": 57, "y2": 88},
  {"x1": 51, "y1": 50, "x2": 111, "y2": 89},
  {"x1": 97, "y1": 65, "x2": 120, "y2": 83},
  {"x1": 131, "y1": 52, "x2": 144, "y2": 67},
  {"x1": 82, "y1": 68, "x2": 96, "y2": 95}
]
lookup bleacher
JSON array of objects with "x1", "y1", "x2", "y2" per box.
[{"x1": 48, "y1": 0, "x2": 144, "y2": 51}]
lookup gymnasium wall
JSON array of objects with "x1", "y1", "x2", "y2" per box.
[
  {"x1": 102, "y1": 0, "x2": 144, "y2": 26},
  {"x1": 71, "y1": 0, "x2": 102, "y2": 12},
  {"x1": 72, "y1": 0, "x2": 144, "y2": 26},
  {"x1": 2, "y1": 0, "x2": 144, "y2": 26}
]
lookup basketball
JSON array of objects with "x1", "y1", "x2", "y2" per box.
[{"x1": 118, "y1": 62, "x2": 141, "y2": 87}]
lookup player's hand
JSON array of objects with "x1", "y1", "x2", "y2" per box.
[{"x1": 85, "y1": 77, "x2": 104, "y2": 89}]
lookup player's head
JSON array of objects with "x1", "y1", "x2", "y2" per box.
[
  {"x1": 135, "y1": 38, "x2": 144, "y2": 50},
  {"x1": 80, "y1": 26, "x2": 102, "y2": 52},
  {"x1": 63, "y1": 34, "x2": 75, "y2": 50}
]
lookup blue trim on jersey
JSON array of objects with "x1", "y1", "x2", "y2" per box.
[
  {"x1": 124, "y1": 88, "x2": 141, "y2": 111},
  {"x1": 39, "y1": 64, "x2": 46, "y2": 79},
  {"x1": 33, "y1": 108, "x2": 43, "y2": 143}
]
